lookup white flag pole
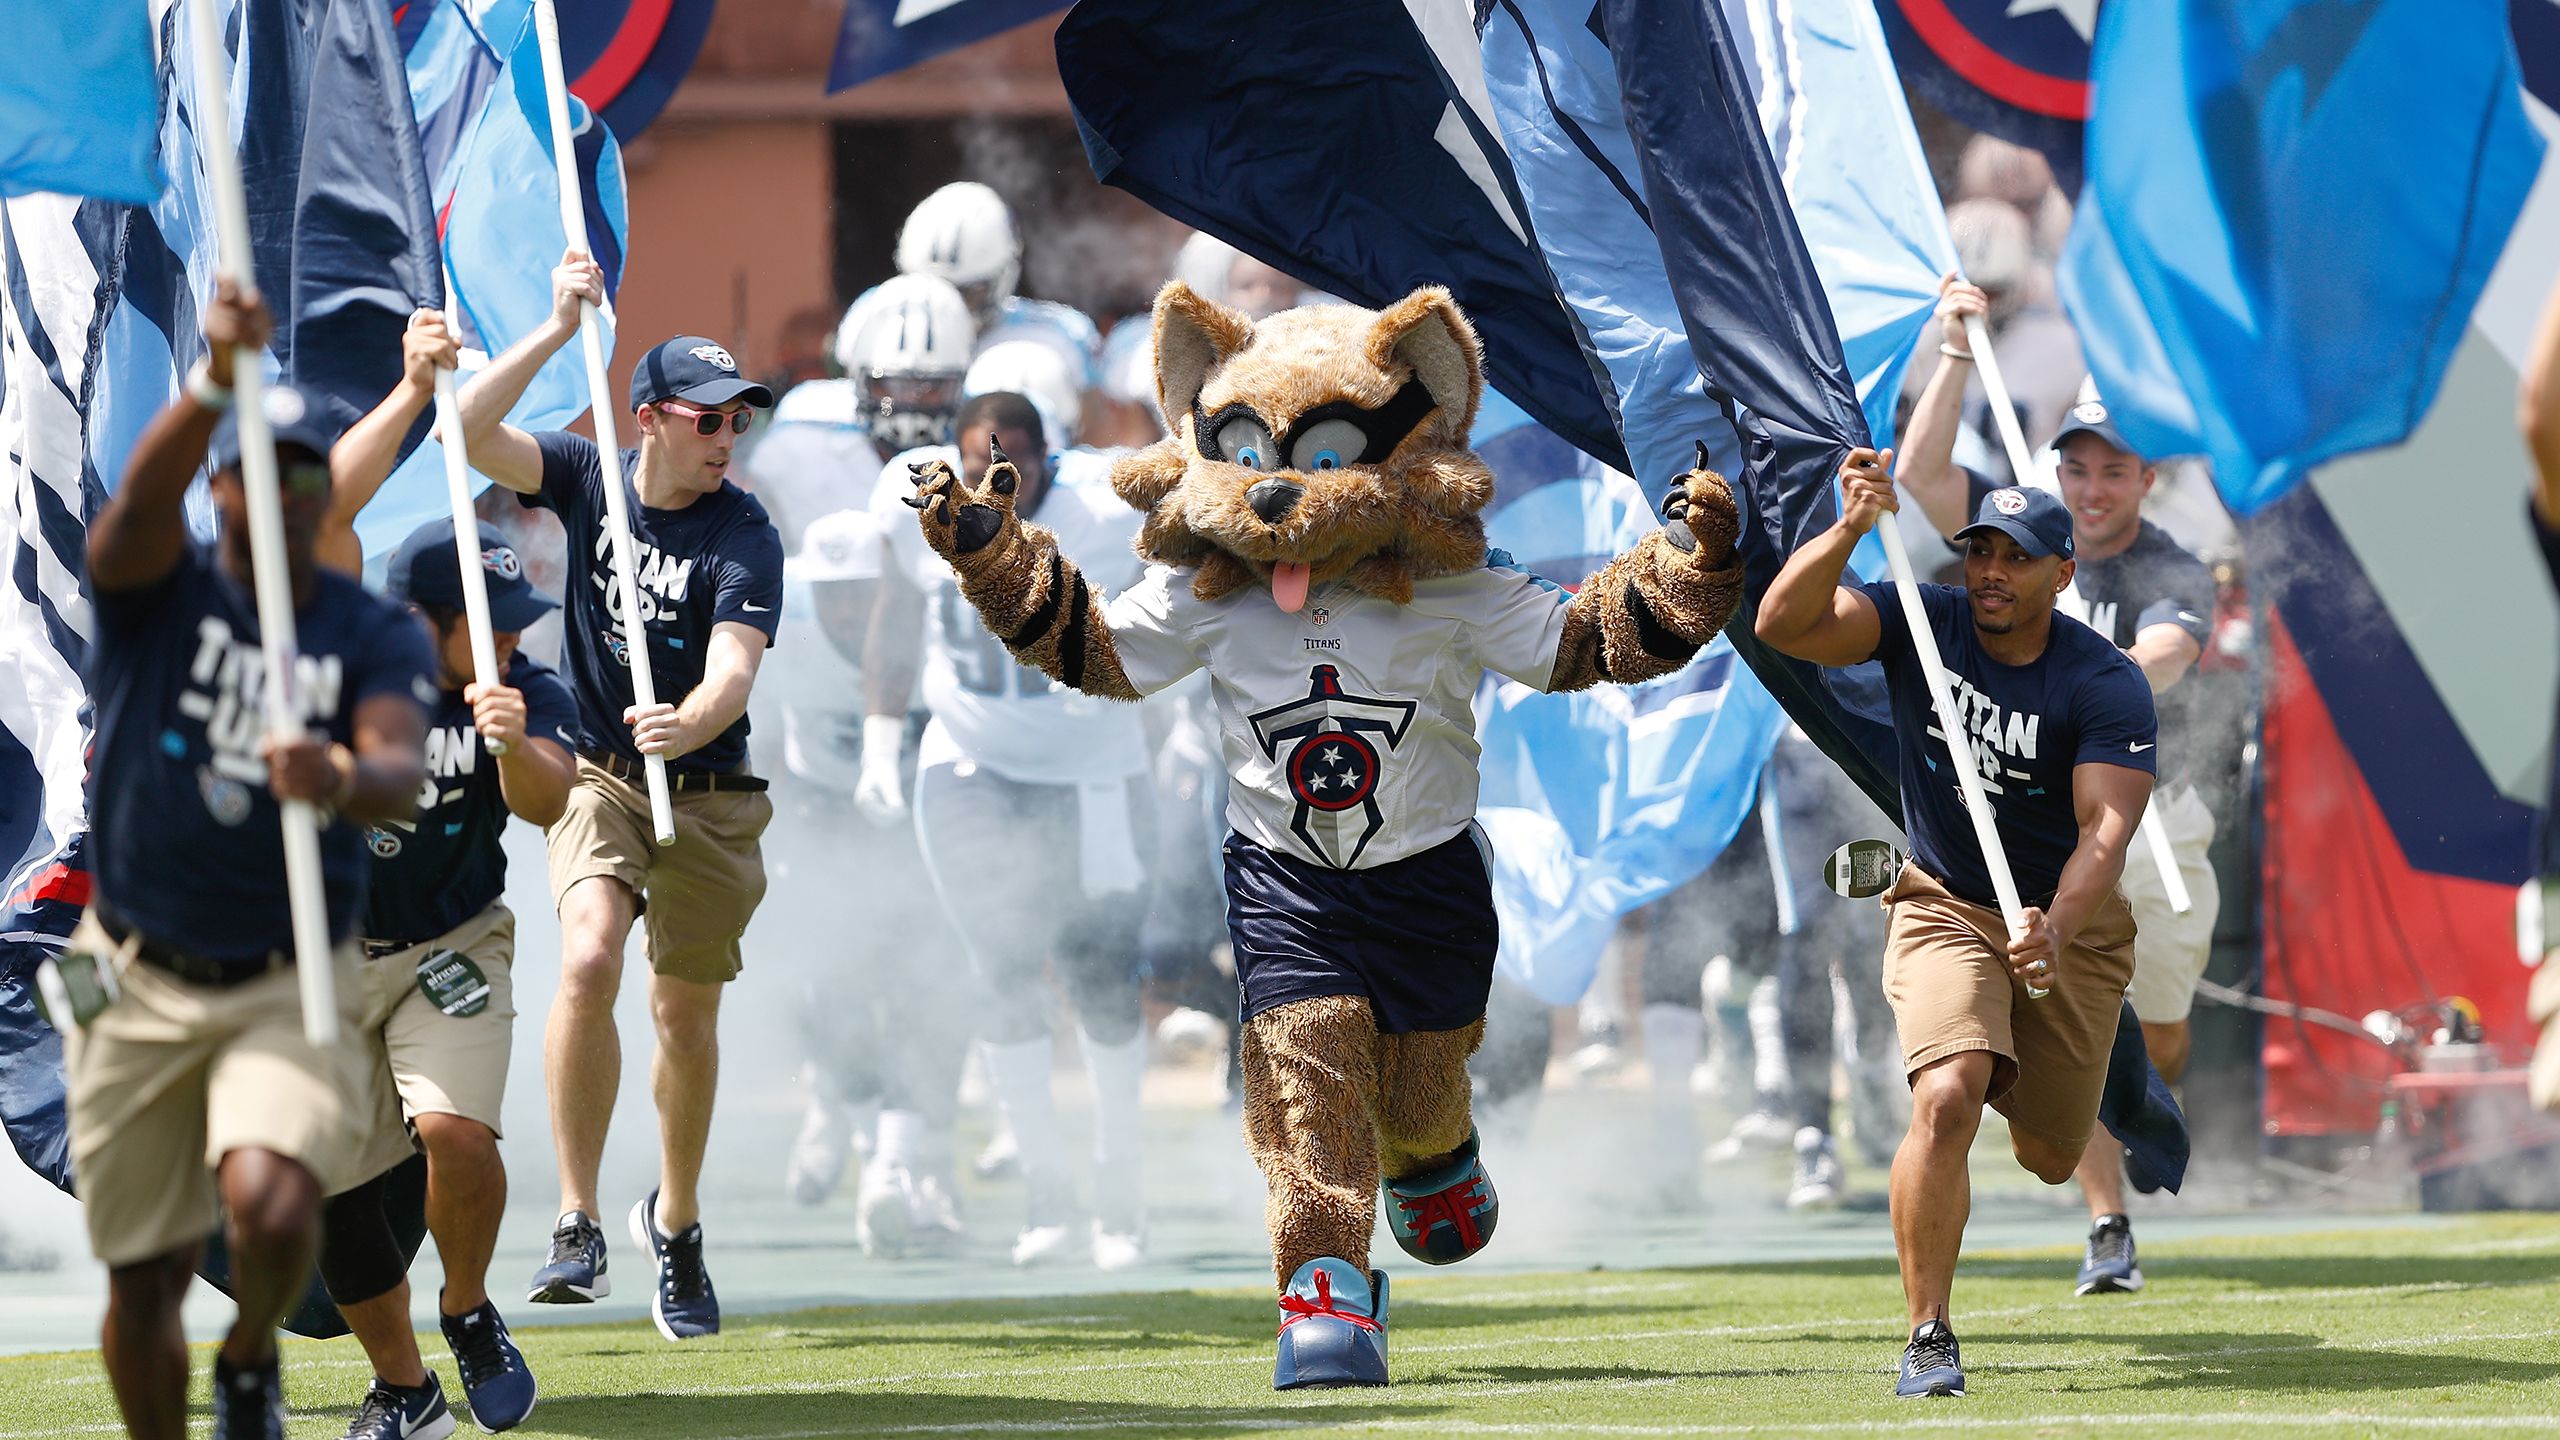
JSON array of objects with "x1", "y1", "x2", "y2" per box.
[
  {"x1": 431, "y1": 341, "x2": 507, "y2": 756},
  {"x1": 530, "y1": 0, "x2": 673, "y2": 846},
  {"x1": 186, "y1": 0, "x2": 340, "y2": 1045}
]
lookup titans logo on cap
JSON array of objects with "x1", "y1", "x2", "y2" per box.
[
  {"x1": 1991, "y1": 489, "x2": 2029, "y2": 516},
  {"x1": 2071, "y1": 400, "x2": 2109, "y2": 425},
  {"x1": 482, "y1": 545, "x2": 524, "y2": 581},
  {"x1": 689, "y1": 343, "x2": 737, "y2": 371}
]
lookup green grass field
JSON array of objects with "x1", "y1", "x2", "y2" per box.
[{"x1": 5, "y1": 1216, "x2": 2559, "y2": 1439}]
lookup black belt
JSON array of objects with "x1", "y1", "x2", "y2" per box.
[
  {"x1": 363, "y1": 936, "x2": 429, "y2": 960},
  {"x1": 93, "y1": 903, "x2": 289, "y2": 989},
  {"x1": 578, "y1": 747, "x2": 768, "y2": 794}
]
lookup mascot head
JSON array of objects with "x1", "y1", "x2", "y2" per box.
[{"x1": 1110, "y1": 282, "x2": 1496, "y2": 610}]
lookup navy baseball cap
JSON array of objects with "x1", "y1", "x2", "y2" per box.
[
  {"x1": 628, "y1": 335, "x2": 775, "y2": 411},
  {"x1": 1954, "y1": 484, "x2": 2075, "y2": 560},
  {"x1": 2047, "y1": 398, "x2": 2139, "y2": 459},
  {"x1": 385, "y1": 516, "x2": 559, "y2": 633},
  {"x1": 209, "y1": 383, "x2": 342, "y2": 473}
]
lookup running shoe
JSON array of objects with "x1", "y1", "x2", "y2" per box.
[
  {"x1": 211, "y1": 1354, "x2": 286, "y2": 1440},
  {"x1": 2076, "y1": 1213, "x2": 2145, "y2": 1295},
  {"x1": 629, "y1": 1190, "x2": 720, "y2": 1340},
  {"x1": 441, "y1": 1299, "x2": 537, "y2": 1431},
  {"x1": 1894, "y1": 1319, "x2": 1966, "y2": 1398},
  {"x1": 1785, "y1": 1126, "x2": 1845, "y2": 1211},
  {"x1": 340, "y1": 1375, "x2": 455, "y2": 1440},
  {"x1": 526, "y1": 1210, "x2": 608, "y2": 1304}
]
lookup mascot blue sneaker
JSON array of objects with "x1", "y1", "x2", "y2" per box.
[
  {"x1": 1274, "y1": 1258, "x2": 1389, "y2": 1389},
  {"x1": 1383, "y1": 1130, "x2": 1498, "y2": 1264}
]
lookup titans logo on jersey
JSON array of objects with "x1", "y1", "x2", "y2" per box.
[{"x1": 1247, "y1": 666, "x2": 1418, "y2": 869}]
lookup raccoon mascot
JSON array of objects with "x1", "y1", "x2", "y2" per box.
[{"x1": 905, "y1": 282, "x2": 1743, "y2": 1387}]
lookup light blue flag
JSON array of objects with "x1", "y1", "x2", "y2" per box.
[
  {"x1": 371, "y1": 0, "x2": 628, "y2": 557},
  {"x1": 1465, "y1": 0, "x2": 1951, "y2": 1003},
  {"x1": 1716, "y1": 0, "x2": 1956, "y2": 452},
  {"x1": 2057, "y1": 0, "x2": 2545, "y2": 515},
  {"x1": 0, "y1": 0, "x2": 159, "y2": 204}
]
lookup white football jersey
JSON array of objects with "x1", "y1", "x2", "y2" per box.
[
  {"x1": 752, "y1": 508, "x2": 886, "y2": 794},
  {"x1": 1104, "y1": 559, "x2": 1571, "y2": 869},
  {"x1": 872, "y1": 445, "x2": 1150, "y2": 785}
]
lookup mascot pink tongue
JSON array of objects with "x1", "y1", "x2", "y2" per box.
[{"x1": 1272, "y1": 561, "x2": 1311, "y2": 613}]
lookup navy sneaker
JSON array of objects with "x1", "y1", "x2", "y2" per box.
[
  {"x1": 1895, "y1": 1320, "x2": 1966, "y2": 1398},
  {"x1": 527, "y1": 1210, "x2": 609, "y2": 1304},
  {"x1": 441, "y1": 1298, "x2": 538, "y2": 1432},
  {"x1": 1382, "y1": 1130, "x2": 1498, "y2": 1265},
  {"x1": 1273, "y1": 1257, "x2": 1389, "y2": 1390},
  {"x1": 630, "y1": 1190, "x2": 720, "y2": 1340},
  {"x1": 2076, "y1": 1213, "x2": 2145, "y2": 1295},
  {"x1": 341, "y1": 1375, "x2": 457, "y2": 1440},
  {"x1": 211, "y1": 1353, "x2": 286, "y2": 1440}
]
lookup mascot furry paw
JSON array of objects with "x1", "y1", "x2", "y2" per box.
[{"x1": 911, "y1": 281, "x2": 1743, "y2": 1388}]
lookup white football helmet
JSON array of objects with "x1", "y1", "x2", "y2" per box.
[
  {"x1": 839, "y1": 274, "x2": 976, "y2": 453},
  {"x1": 895, "y1": 182, "x2": 1021, "y2": 332},
  {"x1": 963, "y1": 340, "x2": 1082, "y2": 449}
]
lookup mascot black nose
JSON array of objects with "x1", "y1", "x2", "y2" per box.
[{"x1": 1246, "y1": 478, "x2": 1304, "y2": 524}]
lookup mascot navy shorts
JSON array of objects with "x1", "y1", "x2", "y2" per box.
[{"x1": 1222, "y1": 827, "x2": 1497, "y2": 1035}]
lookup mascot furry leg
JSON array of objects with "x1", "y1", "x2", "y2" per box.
[{"x1": 1243, "y1": 999, "x2": 1490, "y2": 1387}]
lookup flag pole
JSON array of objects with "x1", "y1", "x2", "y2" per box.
[
  {"x1": 530, "y1": 0, "x2": 673, "y2": 846},
  {"x1": 186, "y1": 0, "x2": 340, "y2": 1045},
  {"x1": 431, "y1": 335, "x2": 507, "y2": 755}
]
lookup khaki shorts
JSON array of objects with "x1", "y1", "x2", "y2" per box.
[
  {"x1": 1880, "y1": 864, "x2": 2137, "y2": 1155},
  {"x1": 344, "y1": 903, "x2": 520, "y2": 1184},
  {"x1": 60, "y1": 912, "x2": 374, "y2": 1268},
  {"x1": 2119, "y1": 785, "x2": 2221, "y2": 1025},
  {"x1": 546, "y1": 758, "x2": 773, "y2": 983}
]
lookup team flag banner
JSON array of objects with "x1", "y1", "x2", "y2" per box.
[
  {"x1": 831, "y1": 0, "x2": 1073, "y2": 94},
  {"x1": 0, "y1": 0, "x2": 162, "y2": 205},
  {"x1": 1872, "y1": 0, "x2": 2094, "y2": 190},
  {"x1": 378, "y1": 0, "x2": 631, "y2": 558},
  {"x1": 2057, "y1": 0, "x2": 2545, "y2": 516},
  {"x1": 0, "y1": 0, "x2": 440, "y2": 1193}
]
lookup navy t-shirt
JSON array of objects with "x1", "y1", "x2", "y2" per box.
[
  {"x1": 87, "y1": 547, "x2": 436, "y2": 969},
  {"x1": 362, "y1": 653, "x2": 578, "y2": 944},
  {"x1": 1857, "y1": 581, "x2": 2157, "y2": 909},
  {"x1": 520, "y1": 432, "x2": 783, "y2": 774}
]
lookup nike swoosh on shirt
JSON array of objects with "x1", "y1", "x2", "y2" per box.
[
  {"x1": 2129, "y1": 742, "x2": 2155, "y2": 752},
  {"x1": 742, "y1": 602, "x2": 772, "y2": 613}
]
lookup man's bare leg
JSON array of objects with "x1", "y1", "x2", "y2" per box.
[
  {"x1": 417, "y1": 1112, "x2": 507, "y2": 1314},
  {"x1": 214, "y1": 1148, "x2": 323, "y2": 1368},
  {"x1": 549, "y1": 878, "x2": 636, "y2": 1219},
  {"x1": 649, "y1": 973, "x2": 724, "y2": 1233},
  {"x1": 336, "y1": 1283, "x2": 429, "y2": 1387},
  {"x1": 101, "y1": 1249, "x2": 196, "y2": 1440},
  {"x1": 1891, "y1": 1051, "x2": 1993, "y2": 1330}
]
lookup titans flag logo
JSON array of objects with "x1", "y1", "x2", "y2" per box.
[{"x1": 1247, "y1": 666, "x2": 1418, "y2": 869}]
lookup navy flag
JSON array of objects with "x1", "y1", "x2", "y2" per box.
[{"x1": 834, "y1": 0, "x2": 1072, "y2": 93}]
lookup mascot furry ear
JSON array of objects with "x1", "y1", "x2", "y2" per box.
[
  {"x1": 1151, "y1": 281, "x2": 1257, "y2": 425},
  {"x1": 1362, "y1": 288, "x2": 1480, "y2": 443}
]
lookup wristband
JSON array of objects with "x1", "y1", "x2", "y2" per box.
[
  {"x1": 186, "y1": 359, "x2": 234, "y2": 412},
  {"x1": 1938, "y1": 343, "x2": 1975, "y2": 362},
  {"x1": 861, "y1": 715, "x2": 906, "y2": 768}
]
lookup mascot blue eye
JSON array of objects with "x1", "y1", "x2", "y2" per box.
[
  {"x1": 1215, "y1": 415, "x2": 1277, "y2": 471},
  {"x1": 1289, "y1": 418, "x2": 1368, "y2": 474}
]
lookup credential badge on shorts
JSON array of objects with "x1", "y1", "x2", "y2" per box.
[{"x1": 416, "y1": 948, "x2": 491, "y2": 1018}]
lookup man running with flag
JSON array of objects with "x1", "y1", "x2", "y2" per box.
[
  {"x1": 64, "y1": 281, "x2": 434, "y2": 1440},
  {"x1": 1757, "y1": 448, "x2": 2156, "y2": 1398},
  {"x1": 457, "y1": 251, "x2": 781, "y2": 1342}
]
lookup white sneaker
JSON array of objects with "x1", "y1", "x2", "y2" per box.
[
  {"x1": 907, "y1": 1167, "x2": 965, "y2": 1255},
  {"x1": 1786, "y1": 1126, "x2": 1845, "y2": 1211},
  {"x1": 1012, "y1": 1222, "x2": 1076, "y2": 1267},
  {"x1": 784, "y1": 1097, "x2": 848, "y2": 1207},
  {"x1": 855, "y1": 1162, "x2": 914, "y2": 1258},
  {"x1": 1090, "y1": 1221, "x2": 1146, "y2": 1272},
  {"x1": 1706, "y1": 1102, "x2": 1796, "y2": 1163},
  {"x1": 1013, "y1": 1173, "x2": 1077, "y2": 1267},
  {"x1": 974, "y1": 1125, "x2": 1021, "y2": 1181}
]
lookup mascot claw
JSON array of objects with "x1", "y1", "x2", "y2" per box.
[{"x1": 907, "y1": 451, "x2": 1015, "y2": 558}]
